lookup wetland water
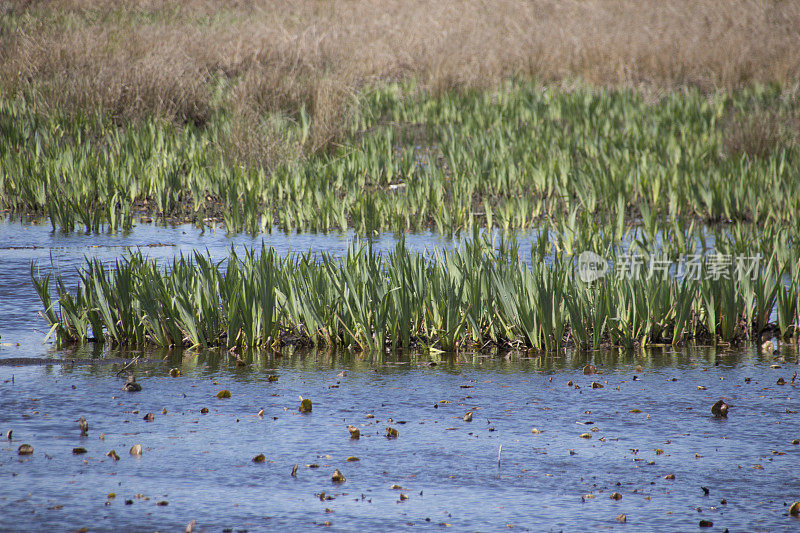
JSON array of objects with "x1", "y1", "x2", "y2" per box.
[{"x1": 1, "y1": 219, "x2": 799, "y2": 532}]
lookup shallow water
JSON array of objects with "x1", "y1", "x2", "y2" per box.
[
  {"x1": 2, "y1": 347, "x2": 800, "y2": 532},
  {"x1": 1, "y1": 219, "x2": 799, "y2": 531}
]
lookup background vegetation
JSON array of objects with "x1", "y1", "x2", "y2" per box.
[{"x1": 1, "y1": 1, "x2": 799, "y2": 235}]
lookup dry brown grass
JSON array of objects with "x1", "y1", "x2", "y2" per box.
[{"x1": 2, "y1": 0, "x2": 800, "y2": 164}]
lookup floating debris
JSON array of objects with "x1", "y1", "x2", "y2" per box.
[
  {"x1": 579, "y1": 433, "x2": 592, "y2": 439},
  {"x1": 699, "y1": 520, "x2": 713, "y2": 527},
  {"x1": 143, "y1": 413, "x2": 154, "y2": 422},
  {"x1": 591, "y1": 382, "x2": 604, "y2": 389},
  {"x1": 346, "y1": 456, "x2": 360, "y2": 462},
  {"x1": 697, "y1": 385, "x2": 707, "y2": 390},
  {"x1": 122, "y1": 375, "x2": 142, "y2": 392},
  {"x1": 365, "y1": 414, "x2": 375, "y2": 419},
  {"x1": 790, "y1": 502, "x2": 800, "y2": 516},
  {"x1": 157, "y1": 501, "x2": 168, "y2": 506},
  {"x1": 583, "y1": 364, "x2": 597, "y2": 375},
  {"x1": 711, "y1": 399, "x2": 728, "y2": 418},
  {"x1": 17, "y1": 444, "x2": 33, "y2": 455},
  {"x1": 299, "y1": 398, "x2": 313, "y2": 413},
  {"x1": 169, "y1": 368, "x2": 181, "y2": 377},
  {"x1": 399, "y1": 493, "x2": 409, "y2": 501},
  {"x1": 216, "y1": 390, "x2": 231, "y2": 399},
  {"x1": 200, "y1": 407, "x2": 208, "y2": 414},
  {"x1": 610, "y1": 492, "x2": 622, "y2": 500},
  {"x1": 258, "y1": 409, "x2": 264, "y2": 417},
  {"x1": 531, "y1": 428, "x2": 543, "y2": 435},
  {"x1": 463, "y1": 412, "x2": 473, "y2": 422},
  {"x1": 777, "y1": 377, "x2": 786, "y2": 385},
  {"x1": 762, "y1": 340, "x2": 776, "y2": 353},
  {"x1": 78, "y1": 416, "x2": 89, "y2": 436},
  {"x1": 391, "y1": 484, "x2": 403, "y2": 490},
  {"x1": 664, "y1": 474, "x2": 676, "y2": 480},
  {"x1": 291, "y1": 464, "x2": 298, "y2": 477},
  {"x1": 5, "y1": 430, "x2": 11, "y2": 440},
  {"x1": 348, "y1": 425, "x2": 360, "y2": 439},
  {"x1": 331, "y1": 469, "x2": 346, "y2": 483},
  {"x1": 386, "y1": 427, "x2": 399, "y2": 438},
  {"x1": 268, "y1": 375, "x2": 279, "y2": 382},
  {"x1": 616, "y1": 514, "x2": 626, "y2": 523},
  {"x1": 253, "y1": 454, "x2": 266, "y2": 463},
  {"x1": 129, "y1": 444, "x2": 142, "y2": 455},
  {"x1": 72, "y1": 447, "x2": 87, "y2": 455},
  {"x1": 106, "y1": 450, "x2": 120, "y2": 461}
]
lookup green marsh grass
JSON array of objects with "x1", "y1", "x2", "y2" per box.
[
  {"x1": 33, "y1": 222, "x2": 800, "y2": 352},
  {"x1": 3, "y1": 82, "x2": 799, "y2": 235}
]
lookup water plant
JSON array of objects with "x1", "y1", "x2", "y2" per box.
[{"x1": 32, "y1": 222, "x2": 799, "y2": 352}]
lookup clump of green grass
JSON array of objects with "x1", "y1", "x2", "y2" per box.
[
  {"x1": 3, "y1": 83, "x2": 799, "y2": 235},
  {"x1": 32, "y1": 221, "x2": 800, "y2": 352}
]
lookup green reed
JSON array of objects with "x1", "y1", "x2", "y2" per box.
[
  {"x1": 3, "y1": 81, "x2": 798, "y2": 235},
  {"x1": 32, "y1": 221, "x2": 799, "y2": 352}
]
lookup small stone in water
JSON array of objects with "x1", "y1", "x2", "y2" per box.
[
  {"x1": 129, "y1": 444, "x2": 142, "y2": 455},
  {"x1": 331, "y1": 469, "x2": 346, "y2": 483}
]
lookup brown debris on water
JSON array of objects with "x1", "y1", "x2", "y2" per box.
[
  {"x1": 216, "y1": 390, "x2": 231, "y2": 399},
  {"x1": 106, "y1": 449, "x2": 120, "y2": 461},
  {"x1": 463, "y1": 411, "x2": 473, "y2": 422},
  {"x1": 17, "y1": 444, "x2": 33, "y2": 455},
  {"x1": 711, "y1": 399, "x2": 728, "y2": 418},
  {"x1": 129, "y1": 444, "x2": 142, "y2": 455},
  {"x1": 347, "y1": 425, "x2": 360, "y2": 439},
  {"x1": 331, "y1": 469, "x2": 346, "y2": 483},
  {"x1": 299, "y1": 398, "x2": 312, "y2": 413},
  {"x1": 583, "y1": 364, "x2": 597, "y2": 375},
  {"x1": 789, "y1": 501, "x2": 800, "y2": 516},
  {"x1": 169, "y1": 368, "x2": 181, "y2": 377},
  {"x1": 78, "y1": 416, "x2": 89, "y2": 436},
  {"x1": 386, "y1": 427, "x2": 399, "y2": 438},
  {"x1": 122, "y1": 375, "x2": 142, "y2": 392}
]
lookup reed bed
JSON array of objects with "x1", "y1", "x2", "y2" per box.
[
  {"x1": 2, "y1": 82, "x2": 799, "y2": 234},
  {"x1": 32, "y1": 221, "x2": 800, "y2": 352}
]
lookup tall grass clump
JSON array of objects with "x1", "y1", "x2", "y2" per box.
[{"x1": 33, "y1": 221, "x2": 800, "y2": 352}]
